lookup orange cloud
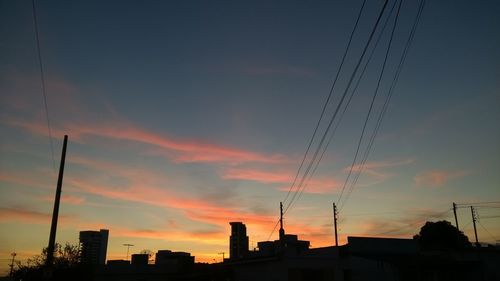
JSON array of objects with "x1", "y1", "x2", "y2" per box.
[
  {"x1": 65, "y1": 174, "x2": 277, "y2": 233},
  {"x1": 114, "y1": 228, "x2": 227, "y2": 245},
  {"x1": 414, "y1": 170, "x2": 468, "y2": 187}
]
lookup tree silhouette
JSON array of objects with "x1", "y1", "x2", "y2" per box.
[
  {"x1": 12, "y1": 242, "x2": 90, "y2": 281},
  {"x1": 414, "y1": 220, "x2": 471, "y2": 250},
  {"x1": 139, "y1": 249, "x2": 154, "y2": 263}
]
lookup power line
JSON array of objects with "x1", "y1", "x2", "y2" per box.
[
  {"x1": 340, "y1": 0, "x2": 427, "y2": 210},
  {"x1": 285, "y1": 0, "x2": 390, "y2": 215},
  {"x1": 478, "y1": 221, "x2": 498, "y2": 242},
  {"x1": 339, "y1": 0, "x2": 426, "y2": 211},
  {"x1": 32, "y1": 0, "x2": 56, "y2": 172},
  {"x1": 373, "y1": 208, "x2": 451, "y2": 236},
  {"x1": 282, "y1": 0, "x2": 367, "y2": 205},
  {"x1": 456, "y1": 201, "x2": 500, "y2": 206},
  {"x1": 294, "y1": 0, "x2": 400, "y2": 206},
  {"x1": 268, "y1": 0, "x2": 369, "y2": 241},
  {"x1": 266, "y1": 220, "x2": 280, "y2": 241},
  {"x1": 338, "y1": 0, "x2": 402, "y2": 208},
  {"x1": 479, "y1": 215, "x2": 500, "y2": 219}
]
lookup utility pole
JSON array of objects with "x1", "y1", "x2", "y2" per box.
[
  {"x1": 279, "y1": 202, "x2": 285, "y2": 241},
  {"x1": 123, "y1": 244, "x2": 134, "y2": 260},
  {"x1": 452, "y1": 202, "x2": 459, "y2": 230},
  {"x1": 470, "y1": 206, "x2": 480, "y2": 247},
  {"x1": 46, "y1": 135, "x2": 68, "y2": 266},
  {"x1": 333, "y1": 203, "x2": 338, "y2": 246},
  {"x1": 9, "y1": 252, "x2": 16, "y2": 276}
]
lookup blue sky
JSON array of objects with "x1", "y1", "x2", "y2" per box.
[{"x1": 1, "y1": 0, "x2": 499, "y2": 274}]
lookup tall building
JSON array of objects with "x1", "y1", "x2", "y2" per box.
[
  {"x1": 229, "y1": 222, "x2": 249, "y2": 259},
  {"x1": 79, "y1": 229, "x2": 109, "y2": 265}
]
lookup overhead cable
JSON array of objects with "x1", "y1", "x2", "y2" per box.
[{"x1": 32, "y1": 0, "x2": 56, "y2": 172}]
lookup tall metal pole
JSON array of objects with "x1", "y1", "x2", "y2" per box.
[
  {"x1": 46, "y1": 135, "x2": 68, "y2": 266},
  {"x1": 453, "y1": 202, "x2": 459, "y2": 231},
  {"x1": 333, "y1": 203, "x2": 338, "y2": 246},
  {"x1": 471, "y1": 206, "x2": 479, "y2": 247}
]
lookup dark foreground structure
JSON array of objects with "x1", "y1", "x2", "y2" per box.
[
  {"x1": 71, "y1": 235, "x2": 499, "y2": 281},
  {"x1": 9, "y1": 223, "x2": 500, "y2": 281},
  {"x1": 86, "y1": 219, "x2": 499, "y2": 281}
]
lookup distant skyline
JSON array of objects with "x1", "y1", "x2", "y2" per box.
[{"x1": 1, "y1": 0, "x2": 499, "y2": 275}]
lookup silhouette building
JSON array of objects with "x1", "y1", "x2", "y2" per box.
[
  {"x1": 229, "y1": 222, "x2": 249, "y2": 259},
  {"x1": 79, "y1": 229, "x2": 109, "y2": 265},
  {"x1": 131, "y1": 254, "x2": 149, "y2": 266}
]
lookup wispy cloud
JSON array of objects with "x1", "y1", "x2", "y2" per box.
[
  {"x1": 114, "y1": 228, "x2": 227, "y2": 245},
  {"x1": 414, "y1": 170, "x2": 468, "y2": 187},
  {"x1": 344, "y1": 158, "x2": 414, "y2": 183},
  {"x1": 39, "y1": 194, "x2": 86, "y2": 205},
  {"x1": 6, "y1": 118, "x2": 287, "y2": 165},
  {"x1": 65, "y1": 173, "x2": 277, "y2": 232},
  {"x1": 0, "y1": 171, "x2": 51, "y2": 190},
  {"x1": 244, "y1": 65, "x2": 318, "y2": 78},
  {"x1": 222, "y1": 168, "x2": 341, "y2": 194},
  {"x1": 0, "y1": 207, "x2": 75, "y2": 224},
  {"x1": 355, "y1": 208, "x2": 452, "y2": 238},
  {"x1": 222, "y1": 168, "x2": 291, "y2": 184}
]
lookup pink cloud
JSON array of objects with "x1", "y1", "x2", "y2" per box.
[
  {"x1": 414, "y1": 170, "x2": 468, "y2": 187},
  {"x1": 39, "y1": 194, "x2": 86, "y2": 205},
  {"x1": 68, "y1": 155, "x2": 165, "y2": 186},
  {"x1": 0, "y1": 171, "x2": 51, "y2": 190},
  {"x1": 222, "y1": 168, "x2": 292, "y2": 184},
  {"x1": 65, "y1": 175, "x2": 277, "y2": 229},
  {"x1": 343, "y1": 158, "x2": 415, "y2": 185},
  {"x1": 3, "y1": 72, "x2": 289, "y2": 165},
  {"x1": 6, "y1": 118, "x2": 287, "y2": 165},
  {"x1": 0, "y1": 207, "x2": 74, "y2": 224},
  {"x1": 63, "y1": 170, "x2": 285, "y2": 237}
]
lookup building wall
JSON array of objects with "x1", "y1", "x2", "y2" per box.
[
  {"x1": 230, "y1": 222, "x2": 249, "y2": 259},
  {"x1": 79, "y1": 229, "x2": 109, "y2": 265}
]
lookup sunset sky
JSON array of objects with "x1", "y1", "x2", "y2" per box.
[{"x1": 1, "y1": 0, "x2": 499, "y2": 275}]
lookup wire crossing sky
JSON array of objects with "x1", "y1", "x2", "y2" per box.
[{"x1": 0, "y1": 0, "x2": 499, "y2": 275}]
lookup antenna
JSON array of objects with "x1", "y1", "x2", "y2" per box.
[{"x1": 123, "y1": 244, "x2": 134, "y2": 261}]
